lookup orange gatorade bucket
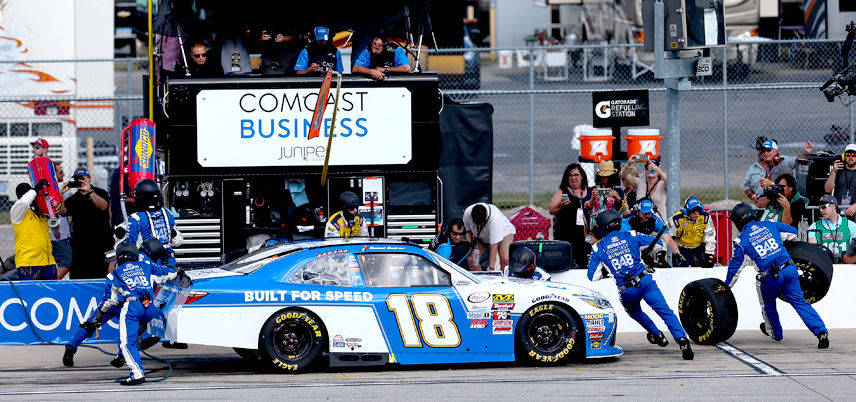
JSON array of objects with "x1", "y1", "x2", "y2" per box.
[
  {"x1": 578, "y1": 129, "x2": 615, "y2": 162},
  {"x1": 626, "y1": 128, "x2": 662, "y2": 159}
]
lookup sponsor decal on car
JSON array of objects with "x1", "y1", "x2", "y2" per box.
[
  {"x1": 346, "y1": 343, "x2": 362, "y2": 349},
  {"x1": 332, "y1": 341, "x2": 345, "y2": 348},
  {"x1": 591, "y1": 341, "x2": 602, "y2": 349},
  {"x1": 493, "y1": 311, "x2": 511, "y2": 320},
  {"x1": 362, "y1": 245, "x2": 406, "y2": 251},
  {"x1": 245, "y1": 290, "x2": 374, "y2": 302},
  {"x1": 492, "y1": 319, "x2": 513, "y2": 326},
  {"x1": 531, "y1": 293, "x2": 571, "y2": 304},
  {"x1": 589, "y1": 332, "x2": 604, "y2": 340},
  {"x1": 468, "y1": 292, "x2": 490, "y2": 303},
  {"x1": 492, "y1": 294, "x2": 514, "y2": 303},
  {"x1": 608, "y1": 312, "x2": 614, "y2": 323},
  {"x1": 349, "y1": 262, "x2": 360, "y2": 268},
  {"x1": 470, "y1": 320, "x2": 488, "y2": 329},
  {"x1": 585, "y1": 319, "x2": 604, "y2": 327},
  {"x1": 491, "y1": 303, "x2": 515, "y2": 310},
  {"x1": 587, "y1": 325, "x2": 605, "y2": 333},
  {"x1": 345, "y1": 338, "x2": 362, "y2": 342},
  {"x1": 467, "y1": 312, "x2": 490, "y2": 319},
  {"x1": 332, "y1": 335, "x2": 344, "y2": 342},
  {"x1": 469, "y1": 304, "x2": 489, "y2": 311},
  {"x1": 584, "y1": 313, "x2": 604, "y2": 320},
  {"x1": 454, "y1": 280, "x2": 471, "y2": 286},
  {"x1": 316, "y1": 249, "x2": 348, "y2": 259},
  {"x1": 492, "y1": 327, "x2": 512, "y2": 335}
]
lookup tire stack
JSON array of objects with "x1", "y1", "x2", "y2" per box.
[{"x1": 509, "y1": 240, "x2": 574, "y2": 271}]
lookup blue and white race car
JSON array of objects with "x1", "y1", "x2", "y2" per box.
[{"x1": 155, "y1": 239, "x2": 622, "y2": 372}]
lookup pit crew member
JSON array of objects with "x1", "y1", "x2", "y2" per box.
[
  {"x1": 505, "y1": 247, "x2": 550, "y2": 281},
  {"x1": 668, "y1": 197, "x2": 716, "y2": 267},
  {"x1": 325, "y1": 191, "x2": 368, "y2": 238},
  {"x1": 125, "y1": 179, "x2": 182, "y2": 266},
  {"x1": 622, "y1": 198, "x2": 685, "y2": 267}
]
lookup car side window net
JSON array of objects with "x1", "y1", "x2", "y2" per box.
[
  {"x1": 290, "y1": 253, "x2": 352, "y2": 287},
  {"x1": 358, "y1": 253, "x2": 451, "y2": 288}
]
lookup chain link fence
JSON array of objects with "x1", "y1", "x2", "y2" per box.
[{"x1": 0, "y1": 39, "x2": 853, "y2": 258}]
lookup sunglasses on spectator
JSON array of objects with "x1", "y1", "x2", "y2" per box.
[
  {"x1": 846, "y1": 152, "x2": 856, "y2": 157},
  {"x1": 32, "y1": 145, "x2": 44, "y2": 149},
  {"x1": 192, "y1": 52, "x2": 207, "y2": 58},
  {"x1": 450, "y1": 230, "x2": 465, "y2": 236},
  {"x1": 820, "y1": 203, "x2": 836, "y2": 211},
  {"x1": 761, "y1": 148, "x2": 774, "y2": 153}
]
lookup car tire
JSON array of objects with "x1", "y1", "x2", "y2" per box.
[
  {"x1": 258, "y1": 309, "x2": 325, "y2": 373},
  {"x1": 516, "y1": 303, "x2": 582, "y2": 365},
  {"x1": 780, "y1": 241, "x2": 834, "y2": 304},
  {"x1": 509, "y1": 241, "x2": 573, "y2": 272},
  {"x1": 678, "y1": 278, "x2": 738, "y2": 345},
  {"x1": 233, "y1": 347, "x2": 260, "y2": 361}
]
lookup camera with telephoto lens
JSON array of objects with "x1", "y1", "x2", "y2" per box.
[
  {"x1": 763, "y1": 184, "x2": 785, "y2": 211},
  {"x1": 820, "y1": 21, "x2": 856, "y2": 104}
]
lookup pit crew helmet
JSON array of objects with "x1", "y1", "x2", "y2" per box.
[
  {"x1": 508, "y1": 247, "x2": 537, "y2": 279},
  {"x1": 139, "y1": 237, "x2": 167, "y2": 263},
  {"x1": 729, "y1": 202, "x2": 758, "y2": 232},
  {"x1": 133, "y1": 179, "x2": 162, "y2": 212},
  {"x1": 591, "y1": 209, "x2": 622, "y2": 240},
  {"x1": 115, "y1": 242, "x2": 139, "y2": 265}
]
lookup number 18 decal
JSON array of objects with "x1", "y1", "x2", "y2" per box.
[{"x1": 387, "y1": 294, "x2": 462, "y2": 347}]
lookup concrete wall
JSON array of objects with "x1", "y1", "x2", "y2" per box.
[{"x1": 552, "y1": 266, "x2": 855, "y2": 333}]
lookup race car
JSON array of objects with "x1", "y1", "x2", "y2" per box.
[{"x1": 153, "y1": 239, "x2": 622, "y2": 372}]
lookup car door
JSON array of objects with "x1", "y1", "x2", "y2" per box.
[{"x1": 357, "y1": 251, "x2": 505, "y2": 365}]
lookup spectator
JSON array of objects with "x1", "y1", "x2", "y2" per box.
[
  {"x1": 188, "y1": 41, "x2": 223, "y2": 77},
  {"x1": 548, "y1": 163, "x2": 591, "y2": 269},
  {"x1": 259, "y1": 28, "x2": 303, "y2": 75},
  {"x1": 463, "y1": 203, "x2": 516, "y2": 271},
  {"x1": 64, "y1": 167, "x2": 113, "y2": 279},
  {"x1": 295, "y1": 26, "x2": 343, "y2": 75},
  {"x1": 808, "y1": 194, "x2": 856, "y2": 262},
  {"x1": 622, "y1": 198, "x2": 685, "y2": 267},
  {"x1": 11, "y1": 181, "x2": 64, "y2": 280},
  {"x1": 52, "y1": 161, "x2": 72, "y2": 279},
  {"x1": 428, "y1": 218, "x2": 474, "y2": 270},
  {"x1": 756, "y1": 173, "x2": 807, "y2": 229},
  {"x1": 823, "y1": 143, "x2": 856, "y2": 220},
  {"x1": 219, "y1": 25, "x2": 252, "y2": 75},
  {"x1": 668, "y1": 197, "x2": 716, "y2": 267},
  {"x1": 585, "y1": 160, "x2": 625, "y2": 215},
  {"x1": 352, "y1": 36, "x2": 411, "y2": 81},
  {"x1": 30, "y1": 138, "x2": 49, "y2": 158},
  {"x1": 621, "y1": 165, "x2": 639, "y2": 216},
  {"x1": 744, "y1": 139, "x2": 812, "y2": 207},
  {"x1": 109, "y1": 166, "x2": 136, "y2": 228},
  {"x1": 621, "y1": 155, "x2": 667, "y2": 218}
]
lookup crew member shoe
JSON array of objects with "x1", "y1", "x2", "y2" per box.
[
  {"x1": 760, "y1": 322, "x2": 782, "y2": 341},
  {"x1": 119, "y1": 377, "x2": 146, "y2": 386},
  {"x1": 818, "y1": 332, "x2": 829, "y2": 349},
  {"x1": 647, "y1": 332, "x2": 669, "y2": 347},
  {"x1": 140, "y1": 336, "x2": 161, "y2": 351},
  {"x1": 678, "y1": 337, "x2": 694, "y2": 360},
  {"x1": 110, "y1": 354, "x2": 126, "y2": 368},
  {"x1": 162, "y1": 341, "x2": 188, "y2": 349},
  {"x1": 62, "y1": 345, "x2": 75, "y2": 367}
]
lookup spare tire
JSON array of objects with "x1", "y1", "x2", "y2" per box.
[
  {"x1": 678, "y1": 278, "x2": 738, "y2": 345},
  {"x1": 509, "y1": 241, "x2": 573, "y2": 272},
  {"x1": 780, "y1": 241, "x2": 833, "y2": 304}
]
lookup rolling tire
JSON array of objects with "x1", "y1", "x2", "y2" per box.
[
  {"x1": 678, "y1": 278, "x2": 738, "y2": 345},
  {"x1": 233, "y1": 347, "x2": 260, "y2": 361},
  {"x1": 780, "y1": 242, "x2": 834, "y2": 304},
  {"x1": 258, "y1": 309, "x2": 325, "y2": 373},
  {"x1": 516, "y1": 303, "x2": 582, "y2": 365},
  {"x1": 509, "y1": 241, "x2": 573, "y2": 272}
]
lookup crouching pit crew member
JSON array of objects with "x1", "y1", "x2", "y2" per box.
[
  {"x1": 723, "y1": 203, "x2": 829, "y2": 348},
  {"x1": 428, "y1": 218, "x2": 474, "y2": 269},
  {"x1": 622, "y1": 198, "x2": 686, "y2": 267},
  {"x1": 505, "y1": 247, "x2": 550, "y2": 281},
  {"x1": 109, "y1": 242, "x2": 181, "y2": 385},
  {"x1": 587, "y1": 210, "x2": 694, "y2": 360},
  {"x1": 668, "y1": 197, "x2": 717, "y2": 267}
]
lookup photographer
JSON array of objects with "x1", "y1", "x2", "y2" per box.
[
  {"x1": 64, "y1": 167, "x2": 113, "y2": 279},
  {"x1": 755, "y1": 173, "x2": 807, "y2": 229},
  {"x1": 585, "y1": 161, "x2": 626, "y2": 215},
  {"x1": 823, "y1": 143, "x2": 856, "y2": 220}
]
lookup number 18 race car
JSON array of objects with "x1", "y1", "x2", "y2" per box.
[{"x1": 154, "y1": 239, "x2": 622, "y2": 372}]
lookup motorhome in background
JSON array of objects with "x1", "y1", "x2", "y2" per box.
[{"x1": 0, "y1": 0, "x2": 114, "y2": 207}]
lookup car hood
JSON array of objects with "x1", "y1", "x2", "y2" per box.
[
  {"x1": 476, "y1": 274, "x2": 602, "y2": 297},
  {"x1": 185, "y1": 267, "x2": 243, "y2": 281}
]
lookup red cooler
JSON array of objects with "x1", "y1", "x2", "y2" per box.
[
  {"x1": 509, "y1": 206, "x2": 551, "y2": 241},
  {"x1": 626, "y1": 128, "x2": 662, "y2": 160},
  {"x1": 578, "y1": 129, "x2": 615, "y2": 162}
]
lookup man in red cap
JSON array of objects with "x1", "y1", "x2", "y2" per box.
[{"x1": 30, "y1": 138, "x2": 49, "y2": 158}]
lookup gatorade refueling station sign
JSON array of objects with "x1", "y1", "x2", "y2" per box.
[{"x1": 592, "y1": 90, "x2": 650, "y2": 128}]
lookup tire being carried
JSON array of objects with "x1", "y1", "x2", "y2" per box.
[
  {"x1": 516, "y1": 303, "x2": 582, "y2": 364},
  {"x1": 780, "y1": 241, "x2": 834, "y2": 304},
  {"x1": 679, "y1": 278, "x2": 738, "y2": 345},
  {"x1": 258, "y1": 309, "x2": 326, "y2": 373}
]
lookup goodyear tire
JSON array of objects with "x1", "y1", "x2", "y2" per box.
[
  {"x1": 258, "y1": 309, "x2": 325, "y2": 373},
  {"x1": 678, "y1": 278, "x2": 738, "y2": 345},
  {"x1": 233, "y1": 347, "x2": 260, "y2": 361},
  {"x1": 780, "y1": 242, "x2": 834, "y2": 304},
  {"x1": 509, "y1": 241, "x2": 573, "y2": 272},
  {"x1": 516, "y1": 303, "x2": 582, "y2": 365}
]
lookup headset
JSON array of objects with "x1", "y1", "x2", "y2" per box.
[
  {"x1": 630, "y1": 197, "x2": 658, "y2": 216},
  {"x1": 682, "y1": 196, "x2": 704, "y2": 216}
]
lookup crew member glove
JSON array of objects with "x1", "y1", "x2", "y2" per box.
[
  {"x1": 114, "y1": 224, "x2": 127, "y2": 240},
  {"x1": 79, "y1": 320, "x2": 100, "y2": 335},
  {"x1": 714, "y1": 283, "x2": 730, "y2": 293},
  {"x1": 34, "y1": 179, "x2": 49, "y2": 192},
  {"x1": 702, "y1": 254, "x2": 716, "y2": 268},
  {"x1": 672, "y1": 253, "x2": 687, "y2": 267},
  {"x1": 655, "y1": 250, "x2": 669, "y2": 268}
]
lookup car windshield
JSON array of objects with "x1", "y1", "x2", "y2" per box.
[
  {"x1": 220, "y1": 244, "x2": 302, "y2": 274},
  {"x1": 424, "y1": 249, "x2": 480, "y2": 284}
]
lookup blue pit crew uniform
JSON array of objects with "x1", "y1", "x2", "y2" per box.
[
  {"x1": 588, "y1": 230, "x2": 686, "y2": 343},
  {"x1": 725, "y1": 221, "x2": 828, "y2": 341},
  {"x1": 109, "y1": 258, "x2": 177, "y2": 383},
  {"x1": 126, "y1": 207, "x2": 179, "y2": 266}
]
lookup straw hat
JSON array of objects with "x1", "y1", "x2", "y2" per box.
[{"x1": 597, "y1": 160, "x2": 618, "y2": 176}]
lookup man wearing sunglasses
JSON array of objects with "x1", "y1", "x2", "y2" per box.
[
  {"x1": 30, "y1": 138, "x2": 49, "y2": 158},
  {"x1": 809, "y1": 194, "x2": 856, "y2": 262},
  {"x1": 744, "y1": 139, "x2": 812, "y2": 207},
  {"x1": 188, "y1": 42, "x2": 222, "y2": 78},
  {"x1": 428, "y1": 218, "x2": 474, "y2": 270},
  {"x1": 824, "y1": 143, "x2": 856, "y2": 220}
]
